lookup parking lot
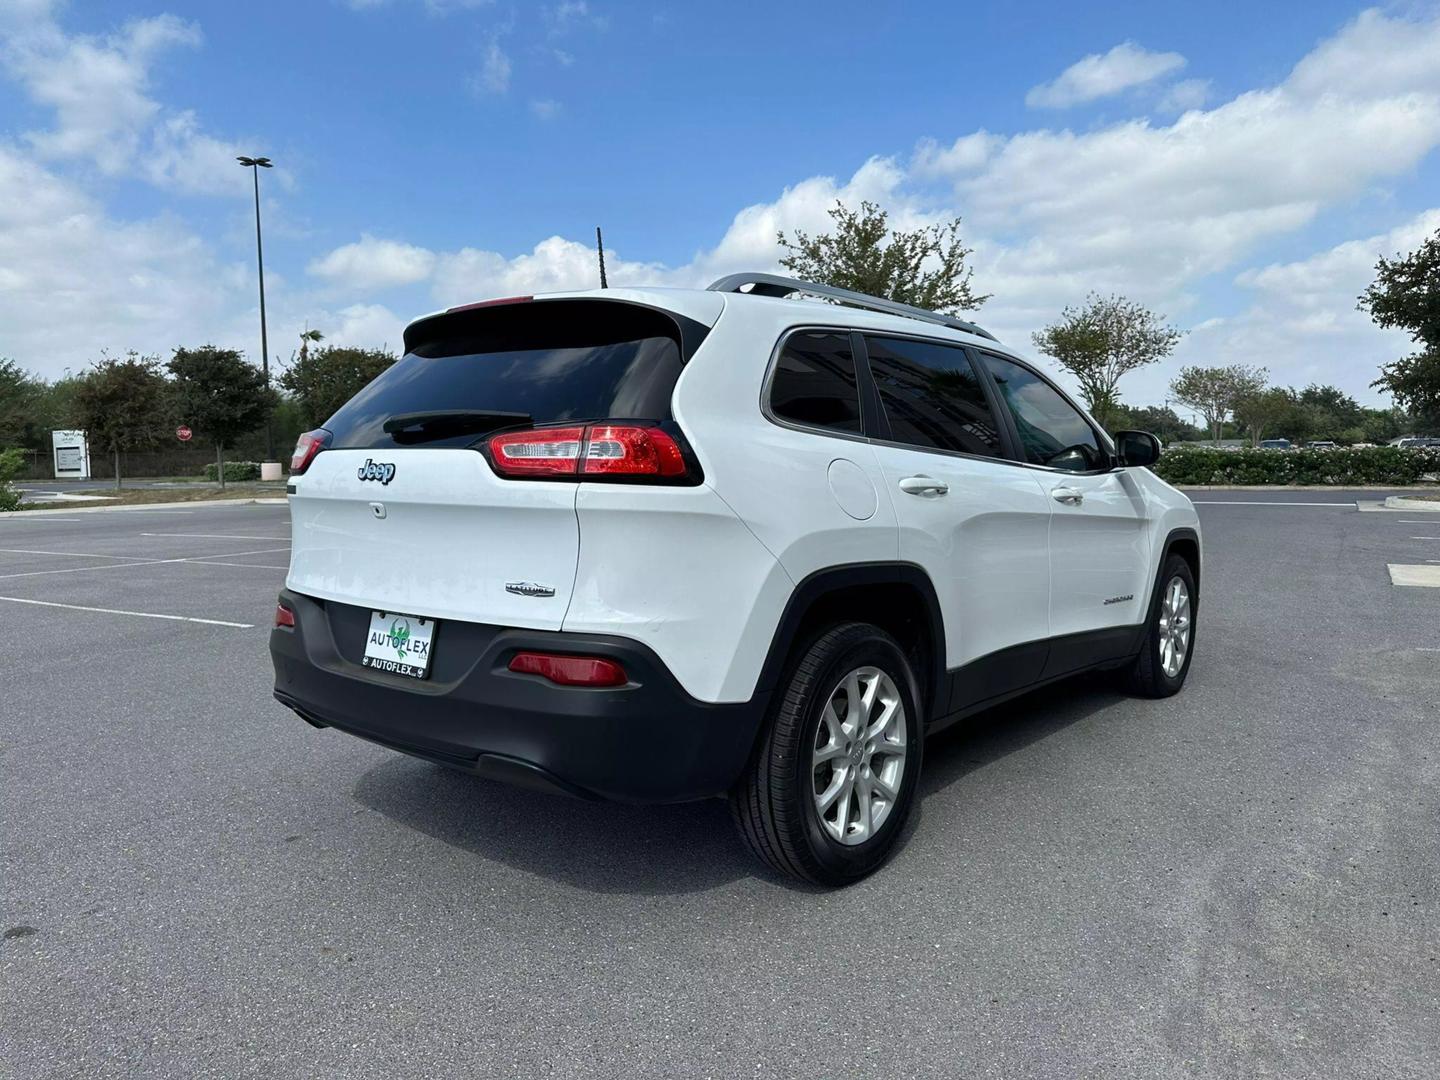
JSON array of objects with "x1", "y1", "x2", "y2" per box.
[{"x1": 2, "y1": 491, "x2": 1437, "y2": 1079}]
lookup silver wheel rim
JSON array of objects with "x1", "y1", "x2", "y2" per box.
[
  {"x1": 1157, "y1": 576, "x2": 1192, "y2": 678},
  {"x1": 811, "y1": 666, "x2": 907, "y2": 846}
]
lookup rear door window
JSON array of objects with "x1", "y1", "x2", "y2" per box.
[
  {"x1": 979, "y1": 354, "x2": 1107, "y2": 472},
  {"x1": 323, "y1": 300, "x2": 692, "y2": 450},
  {"x1": 865, "y1": 336, "x2": 1004, "y2": 457},
  {"x1": 768, "y1": 331, "x2": 863, "y2": 434}
]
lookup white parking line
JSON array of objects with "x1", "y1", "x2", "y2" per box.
[
  {"x1": 190, "y1": 567, "x2": 293, "y2": 576},
  {"x1": 1, "y1": 517, "x2": 82, "y2": 523},
  {"x1": 1411, "y1": 536, "x2": 1440, "y2": 540},
  {"x1": 0, "y1": 558, "x2": 187, "y2": 580},
  {"x1": 1190, "y1": 500, "x2": 1353, "y2": 506},
  {"x1": 140, "y1": 533, "x2": 289, "y2": 541},
  {"x1": 0, "y1": 547, "x2": 157, "y2": 562},
  {"x1": 0, "y1": 547, "x2": 292, "y2": 580},
  {"x1": 0, "y1": 594, "x2": 252, "y2": 628}
]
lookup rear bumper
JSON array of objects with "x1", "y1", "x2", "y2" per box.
[{"x1": 269, "y1": 589, "x2": 769, "y2": 803}]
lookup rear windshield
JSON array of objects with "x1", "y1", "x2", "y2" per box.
[{"x1": 323, "y1": 300, "x2": 696, "y2": 450}]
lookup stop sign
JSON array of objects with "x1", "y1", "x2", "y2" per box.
[{"x1": 176, "y1": 425, "x2": 192, "y2": 442}]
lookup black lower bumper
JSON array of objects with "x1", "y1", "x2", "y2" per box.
[{"x1": 269, "y1": 589, "x2": 768, "y2": 803}]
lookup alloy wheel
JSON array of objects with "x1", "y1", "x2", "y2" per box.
[
  {"x1": 810, "y1": 666, "x2": 907, "y2": 846},
  {"x1": 1158, "y1": 576, "x2": 1191, "y2": 678}
]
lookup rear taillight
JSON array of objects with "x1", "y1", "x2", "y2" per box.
[
  {"x1": 488, "y1": 426, "x2": 586, "y2": 475},
  {"x1": 290, "y1": 429, "x2": 329, "y2": 475},
  {"x1": 487, "y1": 423, "x2": 690, "y2": 481},
  {"x1": 275, "y1": 603, "x2": 296, "y2": 628},
  {"x1": 508, "y1": 651, "x2": 628, "y2": 687}
]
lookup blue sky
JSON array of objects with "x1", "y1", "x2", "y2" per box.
[{"x1": 3, "y1": 0, "x2": 1439, "y2": 413}]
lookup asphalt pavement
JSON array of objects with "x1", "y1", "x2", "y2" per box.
[{"x1": 1, "y1": 491, "x2": 1437, "y2": 1078}]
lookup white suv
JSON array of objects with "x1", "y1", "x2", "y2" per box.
[{"x1": 271, "y1": 274, "x2": 1200, "y2": 885}]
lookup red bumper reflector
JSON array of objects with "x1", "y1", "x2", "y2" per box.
[
  {"x1": 508, "y1": 651, "x2": 628, "y2": 687},
  {"x1": 275, "y1": 604, "x2": 296, "y2": 628}
]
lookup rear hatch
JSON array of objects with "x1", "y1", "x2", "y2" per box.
[{"x1": 286, "y1": 296, "x2": 715, "y2": 631}]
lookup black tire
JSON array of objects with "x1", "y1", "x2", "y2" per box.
[
  {"x1": 729, "y1": 622, "x2": 924, "y2": 886},
  {"x1": 1124, "y1": 553, "x2": 1197, "y2": 698}
]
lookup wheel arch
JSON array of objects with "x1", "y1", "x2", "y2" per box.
[
  {"x1": 754, "y1": 562, "x2": 948, "y2": 722},
  {"x1": 1161, "y1": 527, "x2": 1201, "y2": 586}
]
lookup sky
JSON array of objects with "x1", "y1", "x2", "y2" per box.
[{"x1": 2, "y1": 0, "x2": 1440, "y2": 415}]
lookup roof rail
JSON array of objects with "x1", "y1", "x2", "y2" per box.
[{"x1": 706, "y1": 272, "x2": 997, "y2": 341}]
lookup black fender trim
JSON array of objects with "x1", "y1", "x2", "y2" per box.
[
  {"x1": 1160, "y1": 527, "x2": 1201, "y2": 584},
  {"x1": 754, "y1": 562, "x2": 948, "y2": 720}
]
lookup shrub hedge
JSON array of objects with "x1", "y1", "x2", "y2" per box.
[
  {"x1": 202, "y1": 460, "x2": 262, "y2": 482},
  {"x1": 1153, "y1": 446, "x2": 1440, "y2": 486}
]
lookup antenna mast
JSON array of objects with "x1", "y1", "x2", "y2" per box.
[{"x1": 596, "y1": 226, "x2": 608, "y2": 289}]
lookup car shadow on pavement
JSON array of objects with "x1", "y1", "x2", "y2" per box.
[{"x1": 350, "y1": 671, "x2": 1128, "y2": 895}]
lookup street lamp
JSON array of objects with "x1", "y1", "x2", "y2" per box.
[{"x1": 237, "y1": 155, "x2": 274, "y2": 461}]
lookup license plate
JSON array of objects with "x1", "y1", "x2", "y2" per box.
[{"x1": 362, "y1": 611, "x2": 436, "y2": 679}]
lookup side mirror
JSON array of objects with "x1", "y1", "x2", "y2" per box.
[{"x1": 1114, "y1": 430, "x2": 1161, "y2": 468}]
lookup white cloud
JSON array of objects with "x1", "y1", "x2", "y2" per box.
[
  {"x1": 0, "y1": 145, "x2": 248, "y2": 373},
  {"x1": 1026, "y1": 42, "x2": 1186, "y2": 109},
  {"x1": 529, "y1": 98, "x2": 562, "y2": 120},
  {"x1": 1182, "y1": 208, "x2": 1440, "y2": 392},
  {"x1": 0, "y1": 4, "x2": 259, "y2": 196},
  {"x1": 472, "y1": 38, "x2": 511, "y2": 94},
  {"x1": 308, "y1": 235, "x2": 437, "y2": 292},
  {"x1": 1158, "y1": 78, "x2": 1210, "y2": 113}
]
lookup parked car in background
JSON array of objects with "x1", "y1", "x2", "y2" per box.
[
  {"x1": 1259, "y1": 438, "x2": 1292, "y2": 450},
  {"x1": 1305, "y1": 440, "x2": 1338, "y2": 450},
  {"x1": 1390, "y1": 436, "x2": 1440, "y2": 448}
]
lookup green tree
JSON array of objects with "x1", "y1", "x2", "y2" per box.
[
  {"x1": 1233, "y1": 387, "x2": 1295, "y2": 446},
  {"x1": 279, "y1": 345, "x2": 397, "y2": 428},
  {"x1": 1298, "y1": 384, "x2": 1364, "y2": 433},
  {"x1": 776, "y1": 200, "x2": 989, "y2": 314},
  {"x1": 1032, "y1": 294, "x2": 1183, "y2": 429},
  {"x1": 167, "y1": 346, "x2": 277, "y2": 489},
  {"x1": 0, "y1": 448, "x2": 24, "y2": 511},
  {"x1": 73, "y1": 353, "x2": 172, "y2": 490},
  {"x1": 0, "y1": 359, "x2": 49, "y2": 451},
  {"x1": 1360, "y1": 226, "x2": 1440, "y2": 426},
  {"x1": 1169, "y1": 364, "x2": 1268, "y2": 445},
  {"x1": 1108, "y1": 403, "x2": 1203, "y2": 444}
]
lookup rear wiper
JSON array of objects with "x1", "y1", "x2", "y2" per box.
[{"x1": 383, "y1": 410, "x2": 531, "y2": 443}]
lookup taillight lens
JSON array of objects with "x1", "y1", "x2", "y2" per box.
[
  {"x1": 582, "y1": 425, "x2": 687, "y2": 477},
  {"x1": 487, "y1": 423, "x2": 689, "y2": 481},
  {"x1": 274, "y1": 603, "x2": 296, "y2": 628},
  {"x1": 290, "y1": 429, "x2": 329, "y2": 475},
  {"x1": 488, "y1": 426, "x2": 586, "y2": 475},
  {"x1": 508, "y1": 651, "x2": 628, "y2": 687}
]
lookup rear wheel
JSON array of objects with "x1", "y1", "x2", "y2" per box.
[
  {"x1": 730, "y1": 623, "x2": 924, "y2": 886},
  {"x1": 1124, "y1": 554, "x2": 1196, "y2": 697}
]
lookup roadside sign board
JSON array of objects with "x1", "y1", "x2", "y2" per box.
[
  {"x1": 176, "y1": 425, "x2": 193, "y2": 442},
  {"x1": 52, "y1": 430, "x2": 90, "y2": 479}
]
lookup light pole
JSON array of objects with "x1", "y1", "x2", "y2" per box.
[{"x1": 238, "y1": 155, "x2": 274, "y2": 461}]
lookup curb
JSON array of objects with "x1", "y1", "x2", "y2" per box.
[
  {"x1": 1384, "y1": 495, "x2": 1440, "y2": 511},
  {"x1": 9, "y1": 497, "x2": 287, "y2": 516}
]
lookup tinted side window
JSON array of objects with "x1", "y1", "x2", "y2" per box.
[
  {"x1": 980, "y1": 354, "x2": 1106, "y2": 472},
  {"x1": 769, "y1": 332, "x2": 862, "y2": 434},
  {"x1": 866, "y1": 336, "x2": 1003, "y2": 457}
]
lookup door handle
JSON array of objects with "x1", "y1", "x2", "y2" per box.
[
  {"x1": 1051, "y1": 486, "x2": 1084, "y2": 505},
  {"x1": 899, "y1": 475, "x2": 949, "y2": 497}
]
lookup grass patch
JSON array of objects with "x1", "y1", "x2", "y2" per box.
[{"x1": 22, "y1": 485, "x2": 284, "y2": 509}]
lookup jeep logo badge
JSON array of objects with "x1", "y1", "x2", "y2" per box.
[{"x1": 357, "y1": 459, "x2": 396, "y2": 485}]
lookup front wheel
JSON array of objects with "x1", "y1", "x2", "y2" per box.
[
  {"x1": 730, "y1": 622, "x2": 924, "y2": 886},
  {"x1": 1124, "y1": 554, "x2": 1197, "y2": 698}
]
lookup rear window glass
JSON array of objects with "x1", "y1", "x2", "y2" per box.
[{"x1": 323, "y1": 300, "x2": 691, "y2": 450}]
